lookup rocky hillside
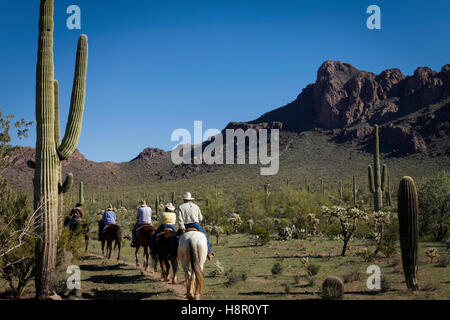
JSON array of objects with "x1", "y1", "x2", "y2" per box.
[
  {"x1": 2, "y1": 60, "x2": 449, "y2": 192},
  {"x1": 242, "y1": 60, "x2": 450, "y2": 155}
]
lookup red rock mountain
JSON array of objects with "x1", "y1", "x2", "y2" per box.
[{"x1": 3, "y1": 60, "x2": 449, "y2": 191}]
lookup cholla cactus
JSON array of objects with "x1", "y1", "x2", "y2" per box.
[
  {"x1": 228, "y1": 213, "x2": 242, "y2": 233},
  {"x1": 278, "y1": 225, "x2": 299, "y2": 240},
  {"x1": 322, "y1": 205, "x2": 368, "y2": 256},
  {"x1": 425, "y1": 248, "x2": 438, "y2": 263},
  {"x1": 372, "y1": 211, "x2": 392, "y2": 254},
  {"x1": 209, "y1": 260, "x2": 224, "y2": 277}
]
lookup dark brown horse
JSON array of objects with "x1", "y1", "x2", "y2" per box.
[
  {"x1": 101, "y1": 224, "x2": 122, "y2": 260},
  {"x1": 135, "y1": 224, "x2": 157, "y2": 271},
  {"x1": 155, "y1": 229, "x2": 178, "y2": 283}
]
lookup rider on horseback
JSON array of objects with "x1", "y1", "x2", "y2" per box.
[
  {"x1": 67, "y1": 203, "x2": 84, "y2": 231},
  {"x1": 150, "y1": 202, "x2": 177, "y2": 252},
  {"x1": 169, "y1": 192, "x2": 214, "y2": 261},
  {"x1": 99, "y1": 204, "x2": 117, "y2": 241},
  {"x1": 130, "y1": 200, "x2": 152, "y2": 247}
]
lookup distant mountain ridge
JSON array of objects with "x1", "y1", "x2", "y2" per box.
[{"x1": 3, "y1": 60, "x2": 449, "y2": 191}]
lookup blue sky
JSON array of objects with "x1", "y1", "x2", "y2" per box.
[{"x1": 1, "y1": 0, "x2": 449, "y2": 162}]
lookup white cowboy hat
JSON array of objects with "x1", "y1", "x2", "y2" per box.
[
  {"x1": 165, "y1": 202, "x2": 176, "y2": 211},
  {"x1": 106, "y1": 204, "x2": 113, "y2": 211},
  {"x1": 183, "y1": 192, "x2": 195, "y2": 200}
]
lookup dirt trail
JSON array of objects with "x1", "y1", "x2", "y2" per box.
[{"x1": 88, "y1": 252, "x2": 187, "y2": 300}]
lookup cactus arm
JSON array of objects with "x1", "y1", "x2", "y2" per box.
[
  {"x1": 59, "y1": 173, "x2": 73, "y2": 194},
  {"x1": 57, "y1": 35, "x2": 88, "y2": 160},
  {"x1": 368, "y1": 165, "x2": 375, "y2": 194},
  {"x1": 381, "y1": 164, "x2": 387, "y2": 192},
  {"x1": 54, "y1": 80, "x2": 60, "y2": 147}
]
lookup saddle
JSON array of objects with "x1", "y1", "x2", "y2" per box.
[
  {"x1": 136, "y1": 223, "x2": 153, "y2": 233},
  {"x1": 102, "y1": 223, "x2": 115, "y2": 233},
  {"x1": 184, "y1": 227, "x2": 199, "y2": 233},
  {"x1": 156, "y1": 229, "x2": 176, "y2": 242}
]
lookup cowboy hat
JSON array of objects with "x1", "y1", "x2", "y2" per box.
[
  {"x1": 139, "y1": 199, "x2": 147, "y2": 206},
  {"x1": 164, "y1": 202, "x2": 176, "y2": 211},
  {"x1": 106, "y1": 204, "x2": 113, "y2": 211},
  {"x1": 183, "y1": 192, "x2": 195, "y2": 200}
]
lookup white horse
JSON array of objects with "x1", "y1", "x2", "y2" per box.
[{"x1": 178, "y1": 231, "x2": 208, "y2": 300}]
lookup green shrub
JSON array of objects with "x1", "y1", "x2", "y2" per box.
[
  {"x1": 343, "y1": 270, "x2": 362, "y2": 283},
  {"x1": 435, "y1": 256, "x2": 449, "y2": 268},
  {"x1": 271, "y1": 262, "x2": 283, "y2": 275},
  {"x1": 252, "y1": 227, "x2": 270, "y2": 245},
  {"x1": 306, "y1": 263, "x2": 320, "y2": 276}
]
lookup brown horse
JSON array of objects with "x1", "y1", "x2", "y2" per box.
[
  {"x1": 101, "y1": 224, "x2": 122, "y2": 260},
  {"x1": 135, "y1": 225, "x2": 157, "y2": 271},
  {"x1": 155, "y1": 229, "x2": 178, "y2": 283}
]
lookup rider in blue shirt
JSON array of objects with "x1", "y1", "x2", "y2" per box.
[{"x1": 99, "y1": 205, "x2": 116, "y2": 240}]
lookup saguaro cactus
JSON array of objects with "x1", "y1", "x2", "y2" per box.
[
  {"x1": 34, "y1": 0, "x2": 88, "y2": 299},
  {"x1": 368, "y1": 125, "x2": 387, "y2": 211},
  {"x1": 79, "y1": 181, "x2": 84, "y2": 205},
  {"x1": 386, "y1": 176, "x2": 392, "y2": 207},
  {"x1": 352, "y1": 176, "x2": 358, "y2": 208},
  {"x1": 398, "y1": 176, "x2": 419, "y2": 291},
  {"x1": 337, "y1": 181, "x2": 343, "y2": 200}
]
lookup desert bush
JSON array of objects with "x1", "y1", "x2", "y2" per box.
[
  {"x1": 306, "y1": 263, "x2": 320, "y2": 276},
  {"x1": 343, "y1": 270, "x2": 362, "y2": 283},
  {"x1": 271, "y1": 262, "x2": 283, "y2": 275},
  {"x1": 0, "y1": 186, "x2": 36, "y2": 299},
  {"x1": 252, "y1": 226, "x2": 270, "y2": 245},
  {"x1": 435, "y1": 256, "x2": 448, "y2": 268},
  {"x1": 357, "y1": 248, "x2": 377, "y2": 263},
  {"x1": 379, "y1": 243, "x2": 397, "y2": 263},
  {"x1": 417, "y1": 171, "x2": 449, "y2": 241},
  {"x1": 321, "y1": 276, "x2": 345, "y2": 300},
  {"x1": 305, "y1": 275, "x2": 315, "y2": 287},
  {"x1": 224, "y1": 268, "x2": 247, "y2": 287},
  {"x1": 380, "y1": 275, "x2": 392, "y2": 292},
  {"x1": 282, "y1": 282, "x2": 292, "y2": 294}
]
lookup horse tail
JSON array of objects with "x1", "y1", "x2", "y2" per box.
[{"x1": 189, "y1": 238, "x2": 204, "y2": 296}]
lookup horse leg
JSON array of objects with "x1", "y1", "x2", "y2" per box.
[
  {"x1": 101, "y1": 240, "x2": 105, "y2": 256},
  {"x1": 108, "y1": 241, "x2": 112, "y2": 259},
  {"x1": 135, "y1": 246, "x2": 139, "y2": 267},
  {"x1": 144, "y1": 246, "x2": 149, "y2": 271},
  {"x1": 165, "y1": 258, "x2": 171, "y2": 282},
  {"x1": 171, "y1": 259, "x2": 178, "y2": 284},
  {"x1": 117, "y1": 239, "x2": 121, "y2": 261},
  {"x1": 152, "y1": 252, "x2": 158, "y2": 272}
]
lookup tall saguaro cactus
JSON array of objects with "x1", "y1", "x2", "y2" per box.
[
  {"x1": 79, "y1": 181, "x2": 84, "y2": 205},
  {"x1": 352, "y1": 176, "x2": 358, "y2": 208},
  {"x1": 368, "y1": 125, "x2": 387, "y2": 211},
  {"x1": 34, "y1": 0, "x2": 88, "y2": 300},
  {"x1": 398, "y1": 176, "x2": 419, "y2": 291}
]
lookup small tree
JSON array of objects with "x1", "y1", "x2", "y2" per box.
[
  {"x1": 418, "y1": 171, "x2": 449, "y2": 241},
  {"x1": 322, "y1": 205, "x2": 368, "y2": 256}
]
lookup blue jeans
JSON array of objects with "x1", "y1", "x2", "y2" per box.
[
  {"x1": 170, "y1": 222, "x2": 212, "y2": 257},
  {"x1": 150, "y1": 224, "x2": 177, "y2": 252}
]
